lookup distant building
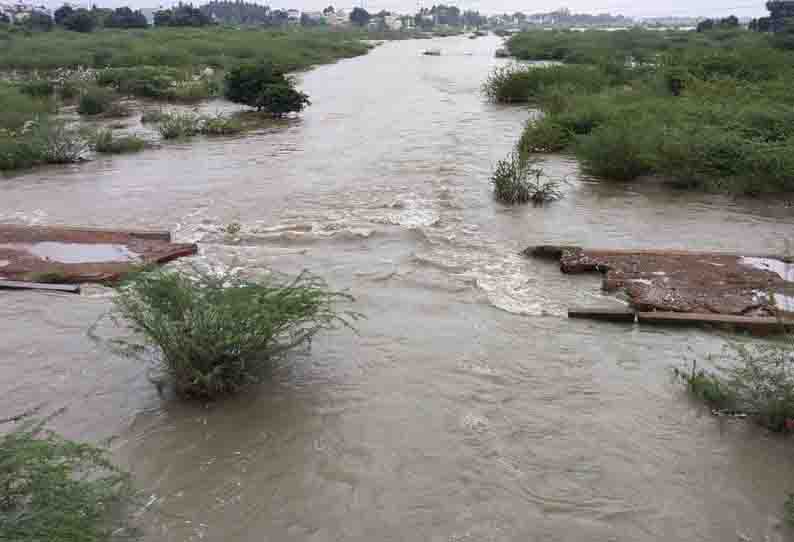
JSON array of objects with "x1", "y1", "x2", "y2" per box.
[{"x1": 0, "y1": 1, "x2": 50, "y2": 21}]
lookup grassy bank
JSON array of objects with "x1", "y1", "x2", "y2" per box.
[
  {"x1": 490, "y1": 28, "x2": 794, "y2": 194},
  {"x1": 0, "y1": 27, "x2": 370, "y2": 172},
  {"x1": 0, "y1": 27, "x2": 370, "y2": 71}
]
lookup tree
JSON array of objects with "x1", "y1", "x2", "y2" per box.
[
  {"x1": 63, "y1": 8, "x2": 97, "y2": 32},
  {"x1": 696, "y1": 18, "x2": 715, "y2": 32},
  {"x1": 0, "y1": 11, "x2": 10, "y2": 24},
  {"x1": 257, "y1": 84, "x2": 310, "y2": 118},
  {"x1": 323, "y1": 5, "x2": 335, "y2": 15},
  {"x1": 154, "y1": 4, "x2": 212, "y2": 27},
  {"x1": 106, "y1": 6, "x2": 148, "y2": 28},
  {"x1": 54, "y1": 4, "x2": 74, "y2": 25},
  {"x1": 224, "y1": 62, "x2": 310, "y2": 117},
  {"x1": 23, "y1": 10, "x2": 54, "y2": 31},
  {"x1": 349, "y1": 7, "x2": 370, "y2": 26}
]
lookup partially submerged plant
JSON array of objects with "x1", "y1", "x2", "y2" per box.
[
  {"x1": 92, "y1": 129, "x2": 147, "y2": 154},
  {"x1": 0, "y1": 416, "x2": 135, "y2": 542},
  {"x1": 675, "y1": 334, "x2": 794, "y2": 431},
  {"x1": 156, "y1": 112, "x2": 199, "y2": 139},
  {"x1": 112, "y1": 268, "x2": 359, "y2": 398},
  {"x1": 491, "y1": 151, "x2": 563, "y2": 205}
]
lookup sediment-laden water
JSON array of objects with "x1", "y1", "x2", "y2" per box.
[{"x1": 2, "y1": 35, "x2": 794, "y2": 542}]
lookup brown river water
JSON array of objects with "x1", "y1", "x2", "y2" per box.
[{"x1": 3, "y1": 35, "x2": 794, "y2": 541}]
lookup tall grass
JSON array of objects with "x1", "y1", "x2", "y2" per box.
[
  {"x1": 92, "y1": 129, "x2": 147, "y2": 154},
  {"x1": 112, "y1": 268, "x2": 358, "y2": 398},
  {"x1": 491, "y1": 151, "x2": 562, "y2": 204},
  {"x1": 0, "y1": 417, "x2": 135, "y2": 542},
  {"x1": 0, "y1": 27, "x2": 370, "y2": 71},
  {"x1": 675, "y1": 334, "x2": 794, "y2": 431},
  {"x1": 482, "y1": 64, "x2": 613, "y2": 103},
  {"x1": 500, "y1": 29, "x2": 794, "y2": 194}
]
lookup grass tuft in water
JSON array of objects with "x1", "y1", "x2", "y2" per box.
[
  {"x1": 491, "y1": 151, "x2": 563, "y2": 205},
  {"x1": 112, "y1": 268, "x2": 359, "y2": 399},
  {"x1": 0, "y1": 416, "x2": 135, "y2": 542},
  {"x1": 92, "y1": 129, "x2": 147, "y2": 154}
]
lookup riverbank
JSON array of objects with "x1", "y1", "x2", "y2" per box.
[
  {"x1": 489, "y1": 28, "x2": 794, "y2": 195},
  {"x1": 0, "y1": 27, "x2": 373, "y2": 172}
]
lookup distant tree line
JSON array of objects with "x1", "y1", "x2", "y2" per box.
[{"x1": 696, "y1": 15, "x2": 739, "y2": 32}]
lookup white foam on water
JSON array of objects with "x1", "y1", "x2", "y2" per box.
[{"x1": 740, "y1": 257, "x2": 794, "y2": 281}]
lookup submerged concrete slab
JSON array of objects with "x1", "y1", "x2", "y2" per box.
[
  {"x1": 526, "y1": 245, "x2": 794, "y2": 317},
  {"x1": 0, "y1": 224, "x2": 197, "y2": 284}
]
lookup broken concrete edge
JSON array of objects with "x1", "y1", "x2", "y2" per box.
[
  {"x1": 524, "y1": 245, "x2": 794, "y2": 264},
  {"x1": 568, "y1": 306, "x2": 794, "y2": 333},
  {"x1": 0, "y1": 280, "x2": 81, "y2": 294},
  {"x1": 0, "y1": 224, "x2": 173, "y2": 242}
]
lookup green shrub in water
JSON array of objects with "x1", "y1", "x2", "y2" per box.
[
  {"x1": 78, "y1": 86, "x2": 117, "y2": 116},
  {"x1": 92, "y1": 129, "x2": 147, "y2": 154},
  {"x1": 483, "y1": 64, "x2": 612, "y2": 104},
  {"x1": 574, "y1": 119, "x2": 655, "y2": 181},
  {"x1": 157, "y1": 112, "x2": 199, "y2": 139},
  {"x1": 112, "y1": 268, "x2": 358, "y2": 398},
  {"x1": 0, "y1": 417, "x2": 134, "y2": 542},
  {"x1": 675, "y1": 334, "x2": 794, "y2": 432},
  {"x1": 199, "y1": 114, "x2": 243, "y2": 135}
]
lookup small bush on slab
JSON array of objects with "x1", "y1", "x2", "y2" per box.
[{"x1": 112, "y1": 268, "x2": 358, "y2": 399}]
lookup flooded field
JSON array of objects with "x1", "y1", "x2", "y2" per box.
[{"x1": 2, "y1": 35, "x2": 794, "y2": 541}]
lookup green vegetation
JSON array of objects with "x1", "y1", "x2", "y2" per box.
[
  {"x1": 0, "y1": 417, "x2": 134, "y2": 542},
  {"x1": 482, "y1": 64, "x2": 615, "y2": 103},
  {"x1": 675, "y1": 334, "x2": 794, "y2": 432},
  {"x1": 491, "y1": 151, "x2": 562, "y2": 204},
  {"x1": 156, "y1": 112, "x2": 242, "y2": 139},
  {"x1": 224, "y1": 62, "x2": 310, "y2": 116},
  {"x1": 92, "y1": 129, "x2": 147, "y2": 153},
  {"x1": 112, "y1": 268, "x2": 357, "y2": 398},
  {"x1": 78, "y1": 86, "x2": 117, "y2": 115},
  {"x1": 495, "y1": 28, "x2": 794, "y2": 194},
  {"x1": 0, "y1": 27, "x2": 369, "y2": 71},
  {"x1": 0, "y1": 26, "x2": 368, "y2": 170}
]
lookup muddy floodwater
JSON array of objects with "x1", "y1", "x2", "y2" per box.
[{"x1": 2, "y1": 36, "x2": 794, "y2": 541}]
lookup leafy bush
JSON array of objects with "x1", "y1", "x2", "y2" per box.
[
  {"x1": 0, "y1": 83, "x2": 49, "y2": 132},
  {"x1": 156, "y1": 112, "x2": 243, "y2": 139},
  {"x1": 140, "y1": 109, "x2": 167, "y2": 124},
  {"x1": 675, "y1": 334, "x2": 794, "y2": 431},
  {"x1": 483, "y1": 64, "x2": 612, "y2": 104},
  {"x1": 18, "y1": 79, "x2": 56, "y2": 98},
  {"x1": 112, "y1": 268, "x2": 357, "y2": 398},
  {"x1": 491, "y1": 151, "x2": 562, "y2": 204},
  {"x1": 77, "y1": 86, "x2": 117, "y2": 116},
  {"x1": 199, "y1": 114, "x2": 243, "y2": 135},
  {"x1": 36, "y1": 121, "x2": 89, "y2": 163},
  {"x1": 0, "y1": 417, "x2": 134, "y2": 542},
  {"x1": 157, "y1": 112, "x2": 200, "y2": 139},
  {"x1": 92, "y1": 129, "x2": 147, "y2": 154},
  {"x1": 575, "y1": 119, "x2": 655, "y2": 181},
  {"x1": 257, "y1": 83, "x2": 311, "y2": 117}
]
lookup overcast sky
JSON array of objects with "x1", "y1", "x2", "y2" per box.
[{"x1": 40, "y1": 0, "x2": 769, "y2": 20}]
